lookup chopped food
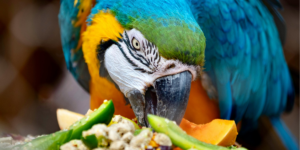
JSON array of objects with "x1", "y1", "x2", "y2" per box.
[
  {"x1": 12, "y1": 100, "x2": 115, "y2": 150},
  {"x1": 121, "y1": 132, "x2": 134, "y2": 143},
  {"x1": 69, "y1": 100, "x2": 115, "y2": 139},
  {"x1": 65, "y1": 115, "x2": 172, "y2": 150},
  {"x1": 108, "y1": 115, "x2": 140, "y2": 130},
  {"x1": 60, "y1": 140, "x2": 89, "y2": 150},
  {"x1": 81, "y1": 124, "x2": 109, "y2": 148},
  {"x1": 154, "y1": 133, "x2": 172, "y2": 146},
  {"x1": 11, "y1": 100, "x2": 247, "y2": 150},
  {"x1": 130, "y1": 128, "x2": 153, "y2": 148},
  {"x1": 83, "y1": 124, "x2": 109, "y2": 138},
  {"x1": 109, "y1": 140, "x2": 128, "y2": 149}
]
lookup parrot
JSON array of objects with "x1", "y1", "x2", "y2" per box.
[{"x1": 58, "y1": 0, "x2": 297, "y2": 149}]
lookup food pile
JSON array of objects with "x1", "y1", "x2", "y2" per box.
[
  {"x1": 7, "y1": 100, "x2": 247, "y2": 150},
  {"x1": 61, "y1": 115, "x2": 172, "y2": 150}
]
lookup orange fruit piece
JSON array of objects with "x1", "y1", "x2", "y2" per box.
[{"x1": 180, "y1": 118, "x2": 238, "y2": 146}]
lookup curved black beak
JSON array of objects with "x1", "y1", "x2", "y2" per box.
[{"x1": 127, "y1": 71, "x2": 192, "y2": 126}]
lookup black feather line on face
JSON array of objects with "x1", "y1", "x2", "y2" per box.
[
  {"x1": 96, "y1": 38, "x2": 131, "y2": 105},
  {"x1": 157, "y1": 54, "x2": 161, "y2": 64},
  {"x1": 97, "y1": 40, "x2": 115, "y2": 77},
  {"x1": 142, "y1": 41, "x2": 146, "y2": 50},
  {"x1": 154, "y1": 52, "x2": 158, "y2": 60},
  {"x1": 97, "y1": 40, "x2": 115, "y2": 62},
  {"x1": 149, "y1": 43, "x2": 153, "y2": 54},
  {"x1": 136, "y1": 53, "x2": 151, "y2": 65},
  {"x1": 115, "y1": 42, "x2": 139, "y2": 68},
  {"x1": 97, "y1": 32, "x2": 157, "y2": 80},
  {"x1": 134, "y1": 68, "x2": 153, "y2": 74},
  {"x1": 114, "y1": 42, "x2": 153, "y2": 74}
]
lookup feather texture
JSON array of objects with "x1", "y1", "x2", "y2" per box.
[
  {"x1": 89, "y1": 0, "x2": 206, "y2": 65},
  {"x1": 58, "y1": 0, "x2": 93, "y2": 91},
  {"x1": 187, "y1": 2, "x2": 296, "y2": 148},
  {"x1": 59, "y1": 0, "x2": 296, "y2": 148},
  {"x1": 187, "y1": 0, "x2": 294, "y2": 122}
]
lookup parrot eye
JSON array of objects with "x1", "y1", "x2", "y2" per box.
[{"x1": 132, "y1": 38, "x2": 140, "y2": 50}]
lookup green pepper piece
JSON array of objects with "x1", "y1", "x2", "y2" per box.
[
  {"x1": 14, "y1": 100, "x2": 115, "y2": 150},
  {"x1": 13, "y1": 129, "x2": 73, "y2": 150},
  {"x1": 81, "y1": 134, "x2": 98, "y2": 149},
  {"x1": 81, "y1": 134, "x2": 108, "y2": 149},
  {"x1": 69, "y1": 100, "x2": 115, "y2": 139},
  {"x1": 147, "y1": 114, "x2": 247, "y2": 150}
]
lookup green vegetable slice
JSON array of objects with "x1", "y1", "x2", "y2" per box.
[
  {"x1": 81, "y1": 134, "x2": 98, "y2": 149},
  {"x1": 14, "y1": 100, "x2": 115, "y2": 150},
  {"x1": 81, "y1": 134, "x2": 109, "y2": 149},
  {"x1": 69, "y1": 100, "x2": 115, "y2": 139},
  {"x1": 13, "y1": 130, "x2": 73, "y2": 150},
  {"x1": 147, "y1": 114, "x2": 247, "y2": 150}
]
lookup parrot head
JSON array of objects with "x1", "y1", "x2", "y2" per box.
[{"x1": 82, "y1": 0, "x2": 206, "y2": 126}]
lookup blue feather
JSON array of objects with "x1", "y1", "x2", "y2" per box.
[
  {"x1": 59, "y1": 0, "x2": 297, "y2": 148},
  {"x1": 59, "y1": 0, "x2": 91, "y2": 91},
  {"x1": 216, "y1": 80, "x2": 232, "y2": 120},
  {"x1": 270, "y1": 117, "x2": 299, "y2": 150},
  {"x1": 188, "y1": 0, "x2": 296, "y2": 148},
  {"x1": 245, "y1": 86, "x2": 266, "y2": 121}
]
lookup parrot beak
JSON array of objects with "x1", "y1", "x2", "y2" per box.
[{"x1": 127, "y1": 71, "x2": 192, "y2": 126}]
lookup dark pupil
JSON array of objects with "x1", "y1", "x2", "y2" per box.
[{"x1": 135, "y1": 42, "x2": 138, "y2": 46}]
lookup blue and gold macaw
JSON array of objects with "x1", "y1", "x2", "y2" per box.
[{"x1": 59, "y1": 0, "x2": 297, "y2": 149}]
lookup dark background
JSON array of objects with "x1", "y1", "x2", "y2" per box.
[{"x1": 0, "y1": 0, "x2": 298, "y2": 149}]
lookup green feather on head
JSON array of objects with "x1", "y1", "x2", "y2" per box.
[{"x1": 94, "y1": 0, "x2": 206, "y2": 66}]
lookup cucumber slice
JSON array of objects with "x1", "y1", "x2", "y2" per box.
[{"x1": 148, "y1": 114, "x2": 247, "y2": 150}]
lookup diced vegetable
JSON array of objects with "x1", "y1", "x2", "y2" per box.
[
  {"x1": 81, "y1": 134, "x2": 98, "y2": 149},
  {"x1": 148, "y1": 114, "x2": 246, "y2": 150},
  {"x1": 81, "y1": 124, "x2": 109, "y2": 149},
  {"x1": 108, "y1": 115, "x2": 140, "y2": 130},
  {"x1": 60, "y1": 139, "x2": 89, "y2": 150}
]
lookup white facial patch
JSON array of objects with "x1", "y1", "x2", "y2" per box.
[{"x1": 104, "y1": 29, "x2": 200, "y2": 97}]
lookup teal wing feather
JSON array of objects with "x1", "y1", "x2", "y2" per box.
[
  {"x1": 187, "y1": 0, "x2": 294, "y2": 123},
  {"x1": 59, "y1": 0, "x2": 91, "y2": 91},
  {"x1": 188, "y1": 1, "x2": 296, "y2": 148}
]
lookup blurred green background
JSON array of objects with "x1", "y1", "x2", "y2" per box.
[{"x1": 0, "y1": 0, "x2": 298, "y2": 149}]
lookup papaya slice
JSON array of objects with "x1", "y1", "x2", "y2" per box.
[
  {"x1": 57, "y1": 109, "x2": 85, "y2": 130},
  {"x1": 180, "y1": 118, "x2": 238, "y2": 147}
]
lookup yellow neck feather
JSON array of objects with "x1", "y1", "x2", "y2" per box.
[{"x1": 82, "y1": 11, "x2": 133, "y2": 118}]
